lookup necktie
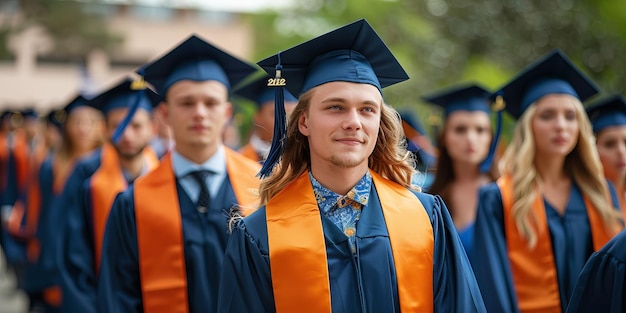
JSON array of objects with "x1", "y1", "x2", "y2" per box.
[{"x1": 189, "y1": 170, "x2": 211, "y2": 213}]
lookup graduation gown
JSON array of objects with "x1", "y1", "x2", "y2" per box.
[
  {"x1": 566, "y1": 229, "x2": 626, "y2": 313},
  {"x1": 217, "y1": 181, "x2": 486, "y2": 313},
  {"x1": 471, "y1": 182, "x2": 621, "y2": 313},
  {"x1": 97, "y1": 160, "x2": 259, "y2": 313},
  {"x1": 59, "y1": 145, "x2": 157, "y2": 313},
  {"x1": 21, "y1": 157, "x2": 59, "y2": 293}
]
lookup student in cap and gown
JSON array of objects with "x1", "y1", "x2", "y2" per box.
[
  {"x1": 57, "y1": 79, "x2": 160, "y2": 313},
  {"x1": 235, "y1": 74, "x2": 298, "y2": 163},
  {"x1": 586, "y1": 95, "x2": 626, "y2": 218},
  {"x1": 423, "y1": 84, "x2": 499, "y2": 258},
  {"x1": 398, "y1": 110, "x2": 438, "y2": 190},
  {"x1": 217, "y1": 19, "x2": 486, "y2": 313},
  {"x1": 96, "y1": 34, "x2": 262, "y2": 313},
  {"x1": 470, "y1": 49, "x2": 624, "y2": 313},
  {"x1": 18, "y1": 97, "x2": 102, "y2": 312}
]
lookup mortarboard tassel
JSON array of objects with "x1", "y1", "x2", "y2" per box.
[
  {"x1": 258, "y1": 52, "x2": 288, "y2": 178},
  {"x1": 479, "y1": 94, "x2": 504, "y2": 173},
  {"x1": 112, "y1": 69, "x2": 148, "y2": 144}
]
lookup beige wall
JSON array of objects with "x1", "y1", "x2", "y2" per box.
[{"x1": 0, "y1": 4, "x2": 254, "y2": 112}]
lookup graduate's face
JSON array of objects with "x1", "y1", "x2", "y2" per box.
[
  {"x1": 531, "y1": 94, "x2": 580, "y2": 158},
  {"x1": 254, "y1": 100, "x2": 297, "y2": 141},
  {"x1": 596, "y1": 125, "x2": 626, "y2": 184},
  {"x1": 163, "y1": 80, "x2": 232, "y2": 152},
  {"x1": 106, "y1": 107, "x2": 154, "y2": 159},
  {"x1": 65, "y1": 106, "x2": 103, "y2": 154},
  {"x1": 299, "y1": 81, "x2": 382, "y2": 170},
  {"x1": 443, "y1": 111, "x2": 491, "y2": 166}
]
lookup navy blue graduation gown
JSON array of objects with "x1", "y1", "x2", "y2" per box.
[
  {"x1": 1, "y1": 145, "x2": 27, "y2": 265},
  {"x1": 217, "y1": 188, "x2": 486, "y2": 313},
  {"x1": 566, "y1": 229, "x2": 626, "y2": 313},
  {"x1": 21, "y1": 157, "x2": 58, "y2": 293},
  {"x1": 97, "y1": 176, "x2": 242, "y2": 313},
  {"x1": 52, "y1": 150, "x2": 102, "y2": 313},
  {"x1": 471, "y1": 182, "x2": 620, "y2": 313}
]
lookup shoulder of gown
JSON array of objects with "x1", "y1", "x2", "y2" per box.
[{"x1": 566, "y1": 229, "x2": 626, "y2": 313}]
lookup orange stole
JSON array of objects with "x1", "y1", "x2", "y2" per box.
[
  {"x1": 238, "y1": 143, "x2": 260, "y2": 163},
  {"x1": 497, "y1": 175, "x2": 618, "y2": 313},
  {"x1": 91, "y1": 144, "x2": 158, "y2": 272},
  {"x1": 135, "y1": 148, "x2": 260, "y2": 313},
  {"x1": 266, "y1": 171, "x2": 434, "y2": 313}
]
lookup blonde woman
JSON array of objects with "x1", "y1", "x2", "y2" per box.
[
  {"x1": 586, "y1": 95, "x2": 626, "y2": 218},
  {"x1": 470, "y1": 50, "x2": 623, "y2": 313}
]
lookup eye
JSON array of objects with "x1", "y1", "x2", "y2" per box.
[
  {"x1": 361, "y1": 106, "x2": 376, "y2": 113},
  {"x1": 453, "y1": 125, "x2": 467, "y2": 134},
  {"x1": 564, "y1": 111, "x2": 577, "y2": 121},
  {"x1": 328, "y1": 105, "x2": 342, "y2": 111}
]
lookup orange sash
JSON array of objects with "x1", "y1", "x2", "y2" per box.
[
  {"x1": 91, "y1": 144, "x2": 158, "y2": 272},
  {"x1": 8, "y1": 135, "x2": 47, "y2": 241},
  {"x1": 135, "y1": 148, "x2": 260, "y2": 313},
  {"x1": 238, "y1": 143, "x2": 260, "y2": 163},
  {"x1": 267, "y1": 171, "x2": 434, "y2": 313},
  {"x1": 498, "y1": 175, "x2": 619, "y2": 313}
]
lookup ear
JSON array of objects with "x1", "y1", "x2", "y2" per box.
[
  {"x1": 159, "y1": 102, "x2": 170, "y2": 127},
  {"x1": 298, "y1": 112, "x2": 310, "y2": 136},
  {"x1": 224, "y1": 101, "x2": 233, "y2": 120}
]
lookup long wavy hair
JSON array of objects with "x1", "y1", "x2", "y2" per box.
[
  {"x1": 500, "y1": 98, "x2": 622, "y2": 247},
  {"x1": 259, "y1": 87, "x2": 417, "y2": 206}
]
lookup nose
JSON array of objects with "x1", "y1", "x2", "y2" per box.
[
  {"x1": 618, "y1": 142, "x2": 626, "y2": 157},
  {"x1": 554, "y1": 114, "x2": 568, "y2": 130},
  {"x1": 342, "y1": 108, "x2": 362, "y2": 130}
]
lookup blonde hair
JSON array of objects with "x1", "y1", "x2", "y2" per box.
[
  {"x1": 259, "y1": 87, "x2": 417, "y2": 206},
  {"x1": 500, "y1": 97, "x2": 622, "y2": 247}
]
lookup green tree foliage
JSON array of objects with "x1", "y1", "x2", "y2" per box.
[{"x1": 0, "y1": 0, "x2": 122, "y2": 61}]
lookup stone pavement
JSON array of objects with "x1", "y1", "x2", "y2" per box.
[{"x1": 0, "y1": 249, "x2": 27, "y2": 313}]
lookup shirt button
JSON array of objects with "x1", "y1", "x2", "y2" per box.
[{"x1": 197, "y1": 206, "x2": 208, "y2": 213}]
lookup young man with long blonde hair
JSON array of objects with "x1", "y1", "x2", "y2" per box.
[{"x1": 217, "y1": 19, "x2": 486, "y2": 313}]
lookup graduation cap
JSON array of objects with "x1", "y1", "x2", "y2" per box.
[
  {"x1": 399, "y1": 110, "x2": 437, "y2": 169},
  {"x1": 422, "y1": 84, "x2": 491, "y2": 117},
  {"x1": 493, "y1": 49, "x2": 600, "y2": 120},
  {"x1": 89, "y1": 77, "x2": 159, "y2": 114},
  {"x1": 423, "y1": 84, "x2": 499, "y2": 172},
  {"x1": 47, "y1": 95, "x2": 91, "y2": 129},
  {"x1": 141, "y1": 34, "x2": 258, "y2": 97},
  {"x1": 256, "y1": 19, "x2": 409, "y2": 177},
  {"x1": 19, "y1": 108, "x2": 39, "y2": 119},
  {"x1": 586, "y1": 94, "x2": 626, "y2": 134},
  {"x1": 111, "y1": 34, "x2": 257, "y2": 145},
  {"x1": 234, "y1": 75, "x2": 298, "y2": 109}
]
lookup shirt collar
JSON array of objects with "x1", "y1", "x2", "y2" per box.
[
  {"x1": 309, "y1": 170, "x2": 372, "y2": 215},
  {"x1": 171, "y1": 145, "x2": 226, "y2": 179}
]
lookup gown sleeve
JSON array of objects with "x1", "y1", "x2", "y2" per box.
[
  {"x1": 58, "y1": 179, "x2": 97, "y2": 313},
  {"x1": 96, "y1": 187, "x2": 142, "y2": 313},
  {"x1": 216, "y1": 209, "x2": 276, "y2": 313},
  {"x1": 425, "y1": 193, "x2": 487, "y2": 313},
  {"x1": 469, "y1": 183, "x2": 519, "y2": 313},
  {"x1": 566, "y1": 230, "x2": 626, "y2": 313}
]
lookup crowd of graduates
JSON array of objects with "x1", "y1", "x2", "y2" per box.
[{"x1": 1, "y1": 18, "x2": 626, "y2": 313}]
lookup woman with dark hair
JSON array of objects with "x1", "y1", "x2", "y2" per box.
[
  {"x1": 18, "y1": 96, "x2": 103, "y2": 312},
  {"x1": 425, "y1": 84, "x2": 498, "y2": 256}
]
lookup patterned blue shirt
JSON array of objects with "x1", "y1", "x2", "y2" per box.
[{"x1": 309, "y1": 171, "x2": 372, "y2": 254}]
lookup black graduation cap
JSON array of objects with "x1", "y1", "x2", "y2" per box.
[
  {"x1": 255, "y1": 19, "x2": 409, "y2": 177},
  {"x1": 493, "y1": 49, "x2": 600, "y2": 119},
  {"x1": 88, "y1": 77, "x2": 160, "y2": 114},
  {"x1": 586, "y1": 94, "x2": 626, "y2": 133},
  {"x1": 422, "y1": 84, "x2": 491, "y2": 117},
  {"x1": 141, "y1": 34, "x2": 258, "y2": 97}
]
